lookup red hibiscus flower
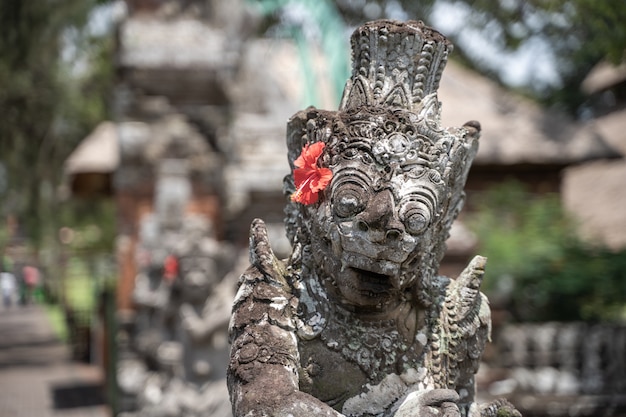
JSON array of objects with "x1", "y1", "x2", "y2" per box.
[{"x1": 291, "y1": 142, "x2": 332, "y2": 205}]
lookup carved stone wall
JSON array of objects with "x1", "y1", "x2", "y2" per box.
[{"x1": 480, "y1": 323, "x2": 626, "y2": 416}]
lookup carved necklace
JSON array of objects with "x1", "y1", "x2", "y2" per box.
[
  {"x1": 322, "y1": 305, "x2": 418, "y2": 382},
  {"x1": 296, "y1": 268, "x2": 427, "y2": 383}
]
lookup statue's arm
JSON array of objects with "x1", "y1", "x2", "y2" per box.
[
  {"x1": 227, "y1": 266, "x2": 342, "y2": 417},
  {"x1": 227, "y1": 219, "x2": 342, "y2": 417},
  {"x1": 451, "y1": 257, "x2": 521, "y2": 417}
]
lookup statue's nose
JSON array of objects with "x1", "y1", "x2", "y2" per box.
[{"x1": 355, "y1": 189, "x2": 405, "y2": 242}]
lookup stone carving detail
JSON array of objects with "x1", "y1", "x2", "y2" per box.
[
  {"x1": 489, "y1": 322, "x2": 626, "y2": 413},
  {"x1": 117, "y1": 163, "x2": 236, "y2": 417},
  {"x1": 228, "y1": 20, "x2": 520, "y2": 417}
]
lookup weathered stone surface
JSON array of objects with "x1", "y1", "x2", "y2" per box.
[{"x1": 228, "y1": 20, "x2": 520, "y2": 417}]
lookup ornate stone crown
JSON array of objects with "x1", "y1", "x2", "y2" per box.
[{"x1": 339, "y1": 20, "x2": 452, "y2": 112}]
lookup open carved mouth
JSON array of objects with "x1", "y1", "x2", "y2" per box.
[{"x1": 350, "y1": 267, "x2": 393, "y2": 298}]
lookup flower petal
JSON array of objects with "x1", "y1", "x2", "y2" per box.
[
  {"x1": 309, "y1": 168, "x2": 333, "y2": 193},
  {"x1": 291, "y1": 142, "x2": 331, "y2": 205},
  {"x1": 293, "y1": 167, "x2": 314, "y2": 187},
  {"x1": 294, "y1": 142, "x2": 326, "y2": 169},
  {"x1": 305, "y1": 142, "x2": 326, "y2": 163}
]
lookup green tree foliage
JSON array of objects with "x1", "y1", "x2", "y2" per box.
[
  {"x1": 468, "y1": 181, "x2": 626, "y2": 323},
  {"x1": 435, "y1": 0, "x2": 626, "y2": 112},
  {"x1": 0, "y1": 1, "x2": 114, "y2": 247}
]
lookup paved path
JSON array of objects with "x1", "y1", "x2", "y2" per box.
[{"x1": 0, "y1": 304, "x2": 110, "y2": 417}]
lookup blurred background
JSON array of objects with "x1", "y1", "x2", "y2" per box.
[{"x1": 1, "y1": 0, "x2": 625, "y2": 416}]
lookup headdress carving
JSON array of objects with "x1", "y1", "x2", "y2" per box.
[{"x1": 340, "y1": 20, "x2": 452, "y2": 112}]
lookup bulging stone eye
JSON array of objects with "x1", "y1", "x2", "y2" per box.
[
  {"x1": 333, "y1": 184, "x2": 366, "y2": 218},
  {"x1": 344, "y1": 148, "x2": 358, "y2": 159},
  {"x1": 401, "y1": 202, "x2": 431, "y2": 235}
]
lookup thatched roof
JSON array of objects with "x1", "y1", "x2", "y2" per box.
[
  {"x1": 589, "y1": 109, "x2": 626, "y2": 155},
  {"x1": 438, "y1": 61, "x2": 621, "y2": 165},
  {"x1": 563, "y1": 159, "x2": 626, "y2": 250},
  {"x1": 64, "y1": 121, "x2": 119, "y2": 197},
  {"x1": 581, "y1": 61, "x2": 626, "y2": 94},
  {"x1": 561, "y1": 104, "x2": 626, "y2": 250},
  {"x1": 64, "y1": 121, "x2": 119, "y2": 175}
]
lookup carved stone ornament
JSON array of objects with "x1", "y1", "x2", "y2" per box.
[
  {"x1": 123, "y1": 212, "x2": 235, "y2": 417},
  {"x1": 227, "y1": 20, "x2": 521, "y2": 417}
]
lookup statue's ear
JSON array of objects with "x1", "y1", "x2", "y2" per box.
[
  {"x1": 286, "y1": 107, "x2": 316, "y2": 170},
  {"x1": 286, "y1": 107, "x2": 336, "y2": 170},
  {"x1": 462, "y1": 120, "x2": 481, "y2": 141}
]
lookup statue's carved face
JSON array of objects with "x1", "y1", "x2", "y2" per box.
[
  {"x1": 309, "y1": 108, "x2": 448, "y2": 311},
  {"x1": 179, "y1": 254, "x2": 218, "y2": 302}
]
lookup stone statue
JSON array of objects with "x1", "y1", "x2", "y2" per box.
[
  {"x1": 121, "y1": 214, "x2": 236, "y2": 417},
  {"x1": 227, "y1": 20, "x2": 520, "y2": 417},
  {"x1": 119, "y1": 159, "x2": 236, "y2": 417},
  {"x1": 174, "y1": 217, "x2": 234, "y2": 381}
]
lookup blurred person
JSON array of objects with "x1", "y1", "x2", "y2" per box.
[
  {"x1": 1, "y1": 268, "x2": 16, "y2": 308},
  {"x1": 22, "y1": 265, "x2": 40, "y2": 305}
]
